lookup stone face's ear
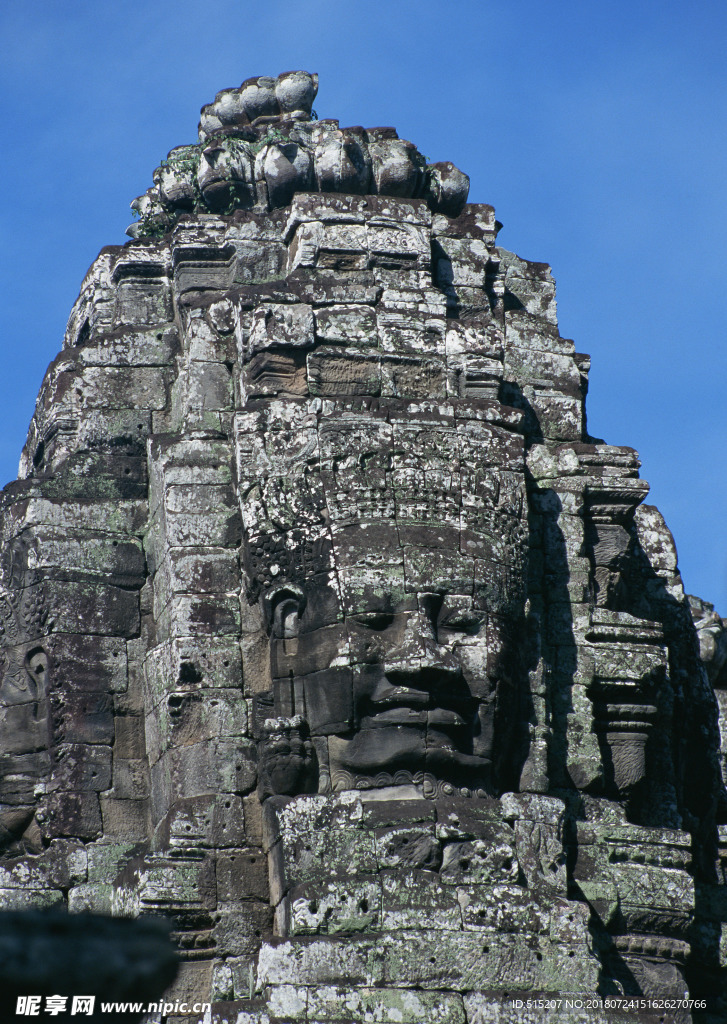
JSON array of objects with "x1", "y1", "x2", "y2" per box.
[
  {"x1": 263, "y1": 585, "x2": 306, "y2": 637},
  {"x1": 24, "y1": 646, "x2": 48, "y2": 698}
]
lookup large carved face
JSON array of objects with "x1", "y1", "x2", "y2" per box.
[
  {"x1": 239, "y1": 399, "x2": 529, "y2": 797},
  {"x1": 265, "y1": 580, "x2": 499, "y2": 795}
]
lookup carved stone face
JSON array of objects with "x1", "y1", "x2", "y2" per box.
[
  {"x1": 266, "y1": 581, "x2": 497, "y2": 793},
  {"x1": 0, "y1": 590, "x2": 49, "y2": 854},
  {"x1": 241, "y1": 403, "x2": 529, "y2": 797}
]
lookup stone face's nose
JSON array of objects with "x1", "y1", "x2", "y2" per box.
[{"x1": 383, "y1": 605, "x2": 460, "y2": 685}]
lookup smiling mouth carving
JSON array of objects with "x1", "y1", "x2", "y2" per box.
[
  {"x1": 358, "y1": 682, "x2": 473, "y2": 730},
  {"x1": 331, "y1": 668, "x2": 493, "y2": 786}
]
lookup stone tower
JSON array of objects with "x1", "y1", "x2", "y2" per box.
[{"x1": 1, "y1": 72, "x2": 725, "y2": 1022}]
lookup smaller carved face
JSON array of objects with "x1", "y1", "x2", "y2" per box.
[{"x1": 0, "y1": 637, "x2": 50, "y2": 852}]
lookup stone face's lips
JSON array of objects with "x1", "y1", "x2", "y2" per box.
[
  {"x1": 336, "y1": 725, "x2": 490, "y2": 777},
  {"x1": 427, "y1": 708, "x2": 467, "y2": 727},
  {"x1": 341, "y1": 671, "x2": 478, "y2": 777},
  {"x1": 360, "y1": 707, "x2": 428, "y2": 727},
  {"x1": 360, "y1": 682, "x2": 471, "y2": 729},
  {"x1": 370, "y1": 684, "x2": 430, "y2": 707},
  {"x1": 360, "y1": 707, "x2": 467, "y2": 729}
]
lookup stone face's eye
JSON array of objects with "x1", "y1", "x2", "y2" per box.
[
  {"x1": 354, "y1": 611, "x2": 395, "y2": 630},
  {"x1": 439, "y1": 611, "x2": 484, "y2": 634}
]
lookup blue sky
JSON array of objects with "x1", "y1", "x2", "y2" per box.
[{"x1": 1, "y1": 0, "x2": 725, "y2": 609}]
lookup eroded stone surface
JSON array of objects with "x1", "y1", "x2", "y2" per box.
[{"x1": 1, "y1": 72, "x2": 725, "y2": 1023}]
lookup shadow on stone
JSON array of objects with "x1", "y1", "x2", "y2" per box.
[{"x1": 0, "y1": 910, "x2": 178, "y2": 1023}]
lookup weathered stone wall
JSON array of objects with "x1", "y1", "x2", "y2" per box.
[{"x1": 0, "y1": 72, "x2": 725, "y2": 1023}]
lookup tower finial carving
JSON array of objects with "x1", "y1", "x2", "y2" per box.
[{"x1": 127, "y1": 71, "x2": 470, "y2": 239}]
